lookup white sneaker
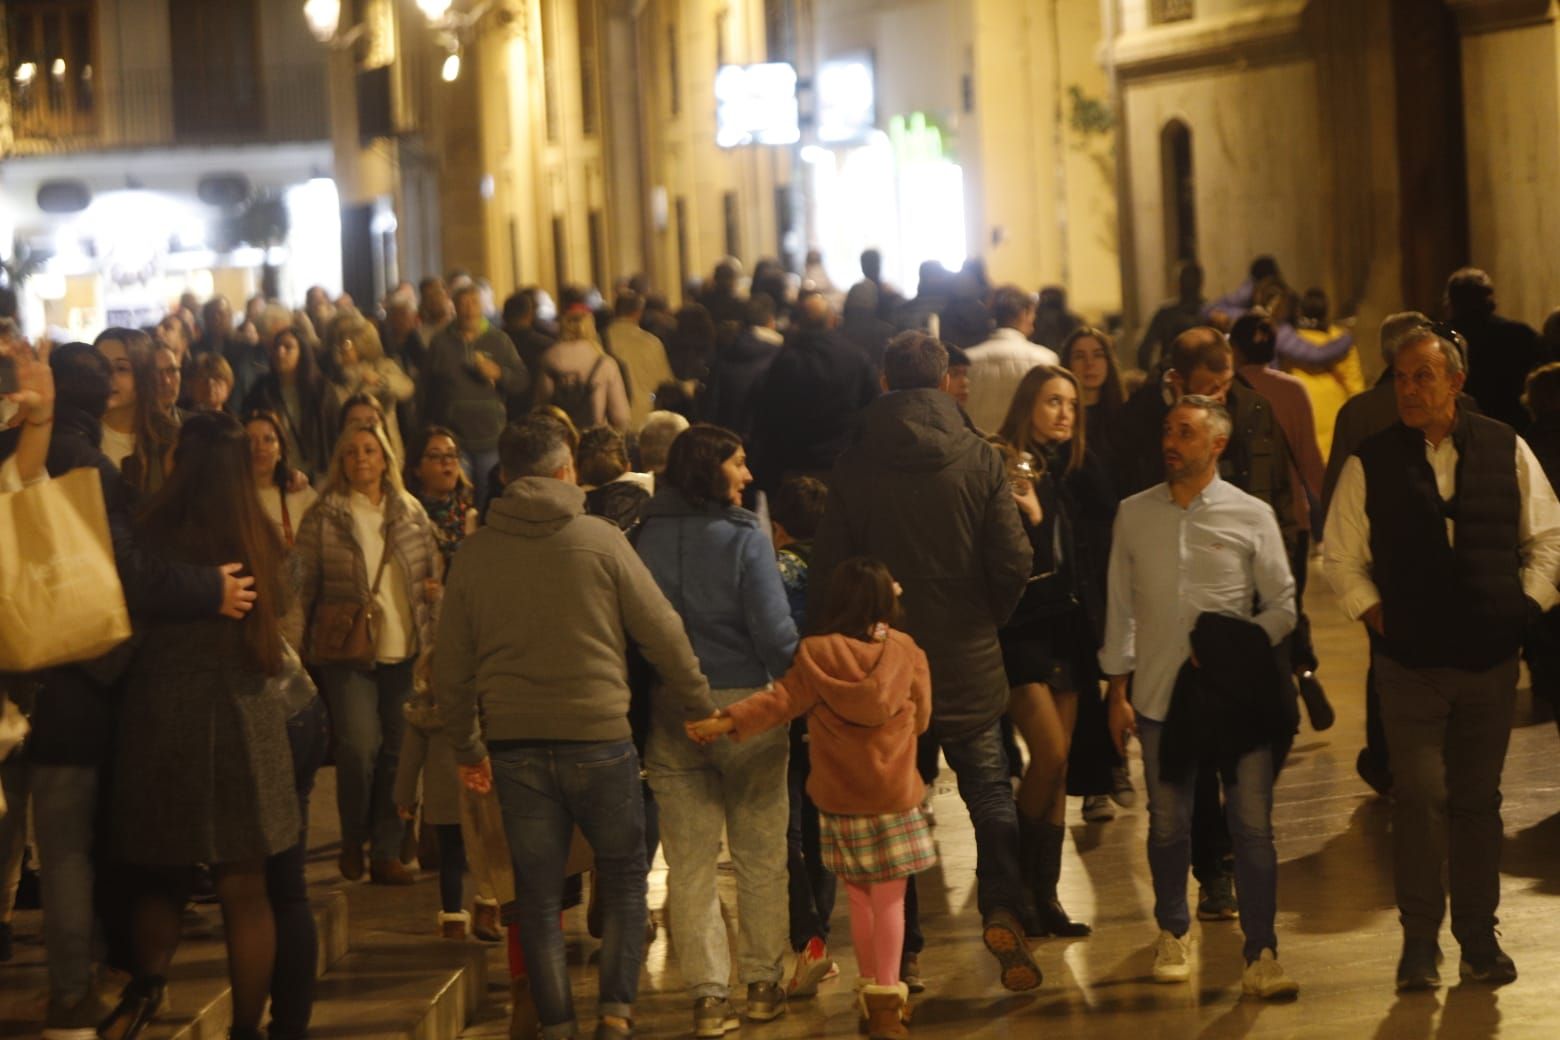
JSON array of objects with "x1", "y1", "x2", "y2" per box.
[
  {"x1": 1242, "y1": 949, "x2": 1299, "y2": 999},
  {"x1": 1083, "y1": 794, "x2": 1115, "y2": 822},
  {"x1": 1152, "y1": 930, "x2": 1192, "y2": 983}
]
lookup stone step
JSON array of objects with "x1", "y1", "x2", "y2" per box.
[
  {"x1": 301, "y1": 929, "x2": 488, "y2": 1040},
  {"x1": 145, "y1": 887, "x2": 350, "y2": 1040}
]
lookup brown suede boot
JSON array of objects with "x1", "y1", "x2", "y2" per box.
[
  {"x1": 439, "y1": 911, "x2": 469, "y2": 940},
  {"x1": 510, "y1": 975, "x2": 540, "y2": 1040},
  {"x1": 862, "y1": 983, "x2": 909, "y2": 1040},
  {"x1": 472, "y1": 898, "x2": 503, "y2": 942}
]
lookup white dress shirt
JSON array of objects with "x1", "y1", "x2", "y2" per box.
[
  {"x1": 1323, "y1": 430, "x2": 1560, "y2": 619},
  {"x1": 1099, "y1": 475, "x2": 1296, "y2": 722},
  {"x1": 964, "y1": 328, "x2": 1061, "y2": 432}
]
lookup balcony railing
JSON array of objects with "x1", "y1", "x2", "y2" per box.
[{"x1": 5, "y1": 63, "x2": 329, "y2": 156}]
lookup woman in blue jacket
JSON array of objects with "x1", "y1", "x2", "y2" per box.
[{"x1": 636, "y1": 424, "x2": 799, "y2": 1038}]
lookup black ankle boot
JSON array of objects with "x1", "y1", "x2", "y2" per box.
[
  {"x1": 98, "y1": 974, "x2": 167, "y2": 1040},
  {"x1": 1034, "y1": 821, "x2": 1090, "y2": 937}
]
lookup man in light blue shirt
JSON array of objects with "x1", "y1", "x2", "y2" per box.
[{"x1": 1101, "y1": 395, "x2": 1298, "y2": 999}]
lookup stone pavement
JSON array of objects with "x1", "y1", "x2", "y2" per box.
[{"x1": 5, "y1": 571, "x2": 1560, "y2": 1038}]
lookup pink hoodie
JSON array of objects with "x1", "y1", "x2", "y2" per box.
[{"x1": 724, "y1": 630, "x2": 932, "y2": 815}]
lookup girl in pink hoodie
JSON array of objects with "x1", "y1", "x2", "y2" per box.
[{"x1": 688, "y1": 557, "x2": 934, "y2": 1038}]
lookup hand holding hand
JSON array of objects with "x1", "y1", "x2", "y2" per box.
[
  {"x1": 685, "y1": 714, "x2": 735, "y2": 745},
  {"x1": 218, "y1": 563, "x2": 258, "y2": 619},
  {"x1": 460, "y1": 758, "x2": 493, "y2": 794}
]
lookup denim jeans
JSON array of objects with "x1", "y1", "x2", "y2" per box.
[
  {"x1": 462, "y1": 448, "x2": 502, "y2": 511},
  {"x1": 492, "y1": 739, "x2": 647, "y2": 1039},
  {"x1": 30, "y1": 764, "x2": 98, "y2": 1002},
  {"x1": 786, "y1": 721, "x2": 835, "y2": 952},
  {"x1": 937, "y1": 720, "x2": 1030, "y2": 922},
  {"x1": 647, "y1": 686, "x2": 789, "y2": 999},
  {"x1": 1139, "y1": 718, "x2": 1278, "y2": 961},
  {"x1": 322, "y1": 660, "x2": 414, "y2": 861},
  {"x1": 269, "y1": 694, "x2": 329, "y2": 1040}
]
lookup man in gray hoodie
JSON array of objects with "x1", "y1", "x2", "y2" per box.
[{"x1": 437, "y1": 415, "x2": 714, "y2": 1040}]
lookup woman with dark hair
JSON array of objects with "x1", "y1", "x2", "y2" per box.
[
  {"x1": 295, "y1": 422, "x2": 440, "y2": 886},
  {"x1": 245, "y1": 410, "x2": 319, "y2": 551},
  {"x1": 94, "y1": 327, "x2": 180, "y2": 497},
  {"x1": 242, "y1": 326, "x2": 340, "y2": 481},
  {"x1": 407, "y1": 424, "x2": 478, "y2": 570},
  {"x1": 101, "y1": 412, "x2": 303, "y2": 1040},
  {"x1": 1062, "y1": 327, "x2": 1124, "y2": 470},
  {"x1": 993, "y1": 364, "x2": 1116, "y2": 938},
  {"x1": 635, "y1": 424, "x2": 799, "y2": 1036}
]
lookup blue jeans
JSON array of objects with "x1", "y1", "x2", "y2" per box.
[
  {"x1": 30, "y1": 764, "x2": 98, "y2": 1002},
  {"x1": 462, "y1": 448, "x2": 502, "y2": 510},
  {"x1": 492, "y1": 740, "x2": 647, "y2": 1039},
  {"x1": 322, "y1": 661, "x2": 414, "y2": 861},
  {"x1": 1139, "y1": 717, "x2": 1278, "y2": 961}
]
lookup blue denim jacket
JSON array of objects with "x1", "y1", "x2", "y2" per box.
[{"x1": 635, "y1": 487, "x2": 799, "y2": 689}]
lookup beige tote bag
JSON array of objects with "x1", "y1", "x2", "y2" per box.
[{"x1": 0, "y1": 467, "x2": 132, "y2": 672}]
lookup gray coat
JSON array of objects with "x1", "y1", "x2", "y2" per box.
[
  {"x1": 811, "y1": 389, "x2": 1033, "y2": 739},
  {"x1": 295, "y1": 487, "x2": 441, "y2": 661}
]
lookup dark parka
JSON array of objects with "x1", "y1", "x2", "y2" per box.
[{"x1": 810, "y1": 389, "x2": 1032, "y2": 740}]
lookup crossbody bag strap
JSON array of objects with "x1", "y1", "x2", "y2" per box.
[{"x1": 368, "y1": 518, "x2": 393, "y2": 599}]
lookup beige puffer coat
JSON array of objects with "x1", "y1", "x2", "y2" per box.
[{"x1": 295, "y1": 487, "x2": 441, "y2": 661}]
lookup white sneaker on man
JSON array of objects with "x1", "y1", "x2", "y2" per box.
[
  {"x1": 1241, "y1": 949, "x2": 1299, "y2": 999},
  {"x1": 1152, "y1": 929, "x2": 1192, "y2": 983}
]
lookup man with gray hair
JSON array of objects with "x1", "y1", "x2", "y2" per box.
[
  {"x1": 436, "y1": 414, "x2": 716, "y2": 1040},
  {"x1": 1102, "y1": 394, "x2": 1298, "y2": 998},
  {"x1": 1321, "y1": 314, "x2": 1472, "y2": 798},
  {"x1": 1324, "y1": 329, "x2": 1560, "y2": 991}
]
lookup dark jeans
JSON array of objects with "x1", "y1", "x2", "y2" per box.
[
  {"x1": 1523, "y1": 608, "x2": 1560, "y2": 735},
  {"x1": 269, "y1": 693, "x2": 328, "y2": 1040},
  {"x1": 492, "y1": 740, "x2": 647, "y2": 1039},
  {"x1": 1140, "y1": 718, "x2": 1279, "y2": 961},
  {"x1": 1376, "y1": 654, "x2": 1517, "y2": 945},
  {"x1": 786, "y1": 721, "x2": 835, "y2": 952},
  {"x1": 1364, "y1": 647, "x2": 1390, "y2": 772},
  {"x1": 435, "y1": 825, "x2": 469, "y2": 915},
  {"x1": 1191, "y1": 765, "x2": 1233, "y2": 886},
  {"x1": 905, "y1": 720, "x2": 1029, "y2": 934}
]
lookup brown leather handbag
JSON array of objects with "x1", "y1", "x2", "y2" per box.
[{"x1": 307, "y1": 528, "x2": 393, "y2": 669}]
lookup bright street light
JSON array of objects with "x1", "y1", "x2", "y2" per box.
[
  {"x1": 441, "y1": 51, "x2": 462, "y2": 82},
  {"x1": 302, "y1": 0, "x2": 342, "y2": 43},
  {"x1": 418, "y1": 0, "x2": 454, "y2": 22}
]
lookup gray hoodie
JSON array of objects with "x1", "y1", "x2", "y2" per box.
[{"x1": 435, "y1": 476, "x2": 715, "y2": 763}]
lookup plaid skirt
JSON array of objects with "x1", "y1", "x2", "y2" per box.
[{"x1": 820, "y1": 807, "x2": 937, "y2": 883}]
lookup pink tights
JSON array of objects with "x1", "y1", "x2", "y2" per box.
[{"x1": 845, "y1": 879, "x2": 908, "y2": 986}]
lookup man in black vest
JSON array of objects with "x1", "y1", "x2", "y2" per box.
[{"x1": 1324, "y1": 330, "x2": 1560, "y2": 991}]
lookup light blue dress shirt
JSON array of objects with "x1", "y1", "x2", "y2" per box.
[{"x1": 1099, "y1": 475, "x2": 1297, "y2": 722}]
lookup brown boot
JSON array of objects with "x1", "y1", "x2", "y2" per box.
[
  {"x1": 337, "y1": 843, "x2": 365, "y2": 881},
  {"x1": 472, "y1": 898, "x2": 503, "y2": 942},
  {"x1": 439, "y1": 911, "x2": 470, "y2": 940},
  {"x1": 370, "y1": 858, "x2": 417, "y2": 885},
  {"x1": 510, "y1": 975, "x2": 540, "y2": 1040},
  {"x1": 862, "y1": 983, "x2": 909, "y2": 1040}
]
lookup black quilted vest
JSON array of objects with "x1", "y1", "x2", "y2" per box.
[{"x1": 1358, "y1": 410, "x2": 1524, "y2": 670}]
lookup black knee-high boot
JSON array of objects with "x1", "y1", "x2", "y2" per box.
[{"x1": 1033, "y1": 821, "x2": 1090, "y2": 937}]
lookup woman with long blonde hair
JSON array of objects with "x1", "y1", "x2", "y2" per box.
[
  {"x1": 993, "y1": 364, "x2": 1117, "y2": 937},
  {"x1": 295, "y1": 422, "x2": 441, "y2": 885}
]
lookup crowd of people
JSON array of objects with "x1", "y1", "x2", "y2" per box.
[{"x1": 0, "y1": 247, "x2": 1557, "y2": 1040}]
